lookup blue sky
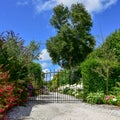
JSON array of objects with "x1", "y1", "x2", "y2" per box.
[{"x1": 0, "y1": 0, "x2": 120, "y2": 72}]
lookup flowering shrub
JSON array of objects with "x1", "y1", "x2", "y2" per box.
[
  {"x1": 104, "y1": 95, "x2": 120, "y2": 105},
  {"x1": 104, "y1": 82, "x2": 120, "y2": 106},
  {"x1": 58, "y1": 83, "x2": 83, "y2": 98},
  {"x1": 0, "y1": 66, "x2": 30, "y2": 118},
  {"x1": 0, "y1": 84, "x2": 16, "y2": 113}
]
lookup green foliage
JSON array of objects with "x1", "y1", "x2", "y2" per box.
[
  {"x1": 81, "y1": 55, "x2": 119, "y2": 99},
  {"x1": 27, "y1": 40, "x2": 40, "y2": 61},
  {"x1": 28, "y1": 62, "x2": 43, "y2": 88},
  {"x1": 48, "y1": 68, "x2": 82, "y2": 91},
  {"x1": 81, "y1": 30, "x2": 120, "y2": 99},
  {"x1": 81, "y1": 58, "x2": 105, "y2": 99},
  {"x1": 50, "y1": 4, "x2": 69, "y2": 30},
  {"x1": 15, "y1": 80, "x2": 29, "y2": 105},
  {"x1": 70, "y1": 66, "x2": 82, "y2": 84},
  {"x1": 111, "y1": 82, "x2": 120, "y2": 95},
  {"x1": 76, "y1": 91, "x2": 84, "y2": 99},
  {"x1": 116, "y1": 96, "x2": 120, "y2": 105},
  {"x1": 86, "y1": 91, "x2": 105, "y2": 104},
  {"x1": 102, "y1": 30, "x2": 120, "y2": 61},
  {"x1": 47, "y1": 3, "x2": 95, "y2": 69},
  {"x1": 0, "y1": 30, "x2": 43, "y2": 114},
  {"x1": 48, "y1": 70, "x2": 71, "y2": 91},
  {"x1": 62, "y1": 87, "x2": 73, "y2": 95},
  {"x1": 0, "y1": 31, "x2": 41, "y2": 82},
  {"x1": 0, "y1": 31, "x2": 26, "y2": 80},
  {"x1": 58, "y1": 70, "x2": 71, "y2": 85}
]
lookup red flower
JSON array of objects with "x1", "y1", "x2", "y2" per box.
[
  {"x1": 0, "y1": 89, "x2": 3, "y2": 93},
  {"x1": 0, "y1": 108, "x2": 5, "y2": 113}
]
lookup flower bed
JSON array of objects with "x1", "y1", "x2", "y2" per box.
[
  {"x1": 104, "y1": 95, "x2": 120, "y2": 106},
  {"x1": 58, "y1": 83, "x2": 83, "y2": 98},
  {"x1": 58, "y1": 83, "x2": 120, "y2": 106},
  {"x1": 86, "y1": 92, "x2": 120, "y2": 106}
]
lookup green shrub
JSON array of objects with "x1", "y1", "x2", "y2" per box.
[
  {"x1": 86, "y1": 91, "x2": 105, "y2": 104},
  {"x1": 116, "y1": 96, "x2": 120, "y2": 106},
  {"x1": 81, "y1": 30, "x2": 120, "y2": 100},
  {"x1": 81, "y1": 58, "x2": 105, "y2": 100},
  {"x1": 76, "y1": 91, "x2": 84, "y2": 99},
  {"x1": 67, "y1": 89, "x2": 74, "y2": 95},
  {"x1": 81, "y1": 56, "x2": 120, "y2": 99},
  {"x1": 111, "y1": 82, "x2": 120, "y2": 95},
  {"x1": 62, "y1": 87, "x2": 71, "y2": 94}
]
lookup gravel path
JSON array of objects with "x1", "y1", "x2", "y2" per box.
[{"x1": 7, "y1": 93, "x2": 120, "y2": 120}]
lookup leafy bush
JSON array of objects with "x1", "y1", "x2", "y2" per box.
[
  {"x1": 0, "y1": 31, "x2": 41, "y2": 83},
  {"x1": 75, "y1": 91, "x2": 84, "y2": 99},
  {"x1": 81, "y1": 30, "x2": 120, "y2": 100},
  {"x1": 81, "y1": 58, "x2": 105, "y2": 100},
  {"x1": 81, "y1": 57, "x2": 120, "y2": 100},
  {"x1": 116, "y1": 96, "x2": 120, "y2": 106},
  {"x1": 111, "y1": 82, "x2": 120, "y2": 95},
  {"x1": 86, "y1": 91, "x2": 105, "y2": 104},
  {"x1": 0, "y1": 67, "x2": 29, "y2": 115}
]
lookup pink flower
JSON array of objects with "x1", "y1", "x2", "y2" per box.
[{"x1": 105, "y1": 95, "x2": 110, "y2": 101}]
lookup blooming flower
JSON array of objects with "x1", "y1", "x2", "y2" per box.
[
  {"x1": 105, "y1": 95, "x2": 110, "y2": 101},
  {"x1": 112, "y1": 98, "x2": 117, "y2": 102}
]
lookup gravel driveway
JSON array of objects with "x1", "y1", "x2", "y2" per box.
[{"x1": 7, "y1": 92, "x2": 120, "y2": 120}]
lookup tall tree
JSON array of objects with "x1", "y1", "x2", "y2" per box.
[{"x1": 46, "y1": 3, "x2": 95, "y2": 69}]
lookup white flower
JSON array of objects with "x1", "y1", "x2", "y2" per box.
[
  {"x1": 77, "y1": 84, "x2": 83, "y2": 90},
  {"x1": 66, "y1": 84, "x2": 70, "y2": 88},
  {"x1": 77, "y1": 84, "x2": 80, "y2": 87},
  {"x1": 112, "y1": 98, "x2": 117, "y2": 102}
]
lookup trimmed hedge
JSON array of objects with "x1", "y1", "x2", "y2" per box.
[{"x1": 81, "y1": 58, "x2": 105, "y2": 100}]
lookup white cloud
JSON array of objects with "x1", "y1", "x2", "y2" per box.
[
  {"x1": 38, "y1": 49, "x2": 51, "y2": 61},
  {"x1": 17, "y1": 0, "x2": 29, "y2": 6},
  {"x1": 41, "y1": 62, "x2": 50, "y2": 69},
  {"x1": 33, "y1": 0, "x2": 57, "y2": 13},
  {"x1": 42, "y1": 68, "x2": 50, "y2": 73},
  {"x1": 32, "y1": 0, "x2": 118, "y2": 14}
]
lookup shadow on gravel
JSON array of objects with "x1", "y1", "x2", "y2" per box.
[{"x1": 6, "y1": 102, "x2": 38, "y2": 120}]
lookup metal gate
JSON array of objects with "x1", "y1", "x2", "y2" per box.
[{"x1": 29, "y1": 70, "x2": 82, "y2": 103}]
